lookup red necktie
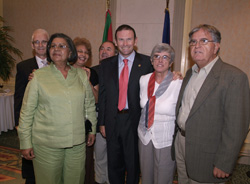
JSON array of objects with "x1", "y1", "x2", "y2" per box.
[
  {"x1": 147, "y1": 72, "x2": 156, "y2": 128},
  {"x1": 118, "y1": 59, "x2": 129, "y2": 111}
]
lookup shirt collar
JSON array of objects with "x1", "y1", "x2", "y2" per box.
[
  {"x1": 35, "y1": 56, "x2": 47, "y2": 68},
  {"x1": 192, "y1": 56, "x2": 219, "y2": 74},
  {"x1": 118, "y1": 51, "x2": 135, "y2": 66}
]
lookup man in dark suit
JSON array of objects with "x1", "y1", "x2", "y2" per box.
[
  {"x1": 14, "y1": 28, "x2": 49, "y2": 184},
  {"x1": 93, "y1": 41, "x2": 116, "y2": 184},
  {"x1": 174, "y1": 24, "x2": 250, "y2": 183},
  {"x1": 98, "y1": 24, "x2": 153, "y2": 184}
]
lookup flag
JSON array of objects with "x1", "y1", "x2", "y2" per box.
[
  {"x1": 162, "y1": 8, "x2": 170, "y2": 44},
  {"x1": 102, "y1": 9, "x2": 113, "y2": 43}
]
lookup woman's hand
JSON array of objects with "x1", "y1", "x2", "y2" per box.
[
  {"x1": 87, "y1": 134, "x2": 95, "y2": 146},
  {"x1": 172, "y1": 71, "x2": 183, "y2": 80},
  {"x1": 21, "y1": 148, "x2": 35, "y2": 160},
  {"x1": 82, "y1": 67, "x2": 91, "y2": 80}
]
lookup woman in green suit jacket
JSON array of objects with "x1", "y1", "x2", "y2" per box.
[{"x1": 18, "y1": 33, "x2": 97, "y2": 184}]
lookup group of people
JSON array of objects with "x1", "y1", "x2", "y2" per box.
[{"x1": 14, "y1": 23, "x2": 249, "y2": 184}]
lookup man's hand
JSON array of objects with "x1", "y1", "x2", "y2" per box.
[
  {"x1": 213, "y1": 167, "x2": 230, "y2": 178},
  {"x1": 87, "y1": 134, "x2": 95, "y2": 146},
  {"x1": 100, "y1": 126, "x2": 106, "y2": 137},
  {"x1": 172, "y1": 71, "x2": 183, "y2": 80},
  {"x1": 21, "y1": 148, "x2": 35, "y2": 160},
  {"x1": 28, "y1": 69, "x2": 36, "y2": 81}
]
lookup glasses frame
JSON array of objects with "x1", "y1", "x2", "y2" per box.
[
  {"x1": 153, "y1": 54, "x2": 171, "y2": 62},
  {"x1": 189, "y1": 38, "x2": 215, "y2": 46},
  {"x1": 49, "y1": 44, "x2": 68, "y2": 50},
  {"x1": 32, "y1": 40, "x2": 48, "y2": 46}
]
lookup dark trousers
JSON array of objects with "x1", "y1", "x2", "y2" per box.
[
  {"x1": 84, "y1": 144, "x2": 95, "y2": 184},
  {"x1": 22, "y1": 158, "x2": 35, "y2": 184},
  {"x1": 107, "y1": 113, "x2": 140, "y2": 184}
]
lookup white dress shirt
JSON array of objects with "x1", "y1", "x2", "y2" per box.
[{"x1": 35, "y1": 56, "x2": 48, "y2": 69}]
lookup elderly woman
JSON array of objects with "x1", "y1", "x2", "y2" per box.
[
  {"x1": 72, "y1": 37, "x2": 98, "y2": 184},
  {"x1": 18, "y1": 33, "x2": 97, "y2": 184},
  {"x1": 138, "y1": 43, "x2": 182, "y2": 184}
]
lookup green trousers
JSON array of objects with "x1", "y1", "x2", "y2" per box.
[{"x1": 32, "y1": 143, "x2": 86, "y2": 184}]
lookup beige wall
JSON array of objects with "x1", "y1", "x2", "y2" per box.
[
  {"x1": 113, "y1": 0, "x2": 174, "y2": 56},
  {"x1": 190, "y1": 0, "x2": 250, "y2": 82},
  {"x1": 2, "y1": 0, "x2": 174, "y2": 87},
  {"x1": 0, "y1": 0, "x2": 2, "y2": 17},
  {"x1": 3, "y1": 0, "x2": 106, "y2": 69},
  {"x1": 3, "y1": 0, "x2": 250, "y2": 86}
]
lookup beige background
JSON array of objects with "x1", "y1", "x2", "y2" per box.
[
  {"x1": 191, "y1": 0, "x2": 250, "y2": 79},
  {"x1": 1, "y1": 0, "x2": 250, "y2": 86},
  {"x1": 1, "y1": 0, "x2": 250, "y2": 164}
]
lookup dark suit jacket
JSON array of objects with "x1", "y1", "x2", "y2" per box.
[
  {"x1": 98, "y1": 52, "x2": 153, "y2": 140},
  {"x1": 14, "y1": 57, "x2": 38, "y2": 126},
  {"x1": 174, "y1": 58, "x2": 250, "y2": 182}
]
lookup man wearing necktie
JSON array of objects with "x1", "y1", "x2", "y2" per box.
[
  {"x1": 14, "y1": 28, "x2": 49, "y2": 184},
  {"x1": 98, "y1": 24, "x2": 153, "y2": 184}
]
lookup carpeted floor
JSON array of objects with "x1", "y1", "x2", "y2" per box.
[
  {"x1": 0, "y1": 130, "x2": 24, "y2": 183},
  {"x1": 1, "y1": 130, "x2": 250, "y2": 184}
]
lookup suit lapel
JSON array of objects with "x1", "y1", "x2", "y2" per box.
[
  {"x1": 176, "y1": 69, "x2": 193, "y2": 116},
  {"x1": 188, "y1": 59, "x2": 222, "y2": 119},
  {"x1": 30, "y1": 57, "x2": 39, "y2": 70},
  {"x1": 110, "y1": 56, "x2": 119, "y2": 92},
  {"x1": 128, "y1": 53, "x2": 141, "y2": 85}
]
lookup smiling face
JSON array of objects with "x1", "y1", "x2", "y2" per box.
[
  {"x1": 74, "y1": 45, "x2": 89, "y2": 67},
  {"x1": 32, "y1": 32, "x2": 49, "y2": 59},
  {"x1": 190, "y1": 29, "x2": 220, "y2": 69},
  {"x1": 151, "y1": 51, "x2": 172, "y2": 74},
  {"x1": 115, "y1": 30, "x2": 137, "y2": 58},
  {"x1": 49, "y1": 37, "x2": 71, "y2": 64},
  {"x1": 99, "y1": 42, "x2": 116, "y2": 61}
]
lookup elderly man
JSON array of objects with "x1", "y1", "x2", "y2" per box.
[
  {"x1": 174, "y1": 24, "x2": 250, "y2": 184},
  {"x1": 14, "y1": 28, "x2": 49, "y2": 184}
]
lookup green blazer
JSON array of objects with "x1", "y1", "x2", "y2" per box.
[{"x1": 18, "y1": 63, "x2": 97, "y2": 149}]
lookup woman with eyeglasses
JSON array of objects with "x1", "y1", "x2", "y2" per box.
[
  {"x1": 18, "y1": 33, "x2": 97, "y2": 184},
  {"x1": 138, "y1": 43, "x2": 182, "y2": 184},
  {"x1": 72, "y1": 37, "x2": 98, "y2": 184}
]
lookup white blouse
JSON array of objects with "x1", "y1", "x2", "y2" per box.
[{"x1": 138, "y1": 73, "x2": 182, "y2": 149}]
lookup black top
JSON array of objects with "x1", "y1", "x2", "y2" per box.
[{"x1": 88, "y1": 67, "x2": 99, "y2": 87}]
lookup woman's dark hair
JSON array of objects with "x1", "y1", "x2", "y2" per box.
[{"x1": 46, "y1": 33, "x2": 78, "y2": 63}]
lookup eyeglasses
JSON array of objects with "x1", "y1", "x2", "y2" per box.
[
  {"x1": 49, "y1": 44, "x2": 68, "y2": 50},
  {"x1": 189, "y1": 38, "x2": 215, "y2": 46},
  {"x1": 32, "y1": 40, "x2": 48, "y2": 46},
  {"x1": 153, "y1": 54, "x2": 171, "y2": 61}
]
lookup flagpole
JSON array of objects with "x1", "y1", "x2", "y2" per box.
[
  {"x1": 166, "y1": 0, "x2": 169, "y2": 9},
  {"x1": 106, "y1": 0, "x2": 110, "y2": 11}
]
